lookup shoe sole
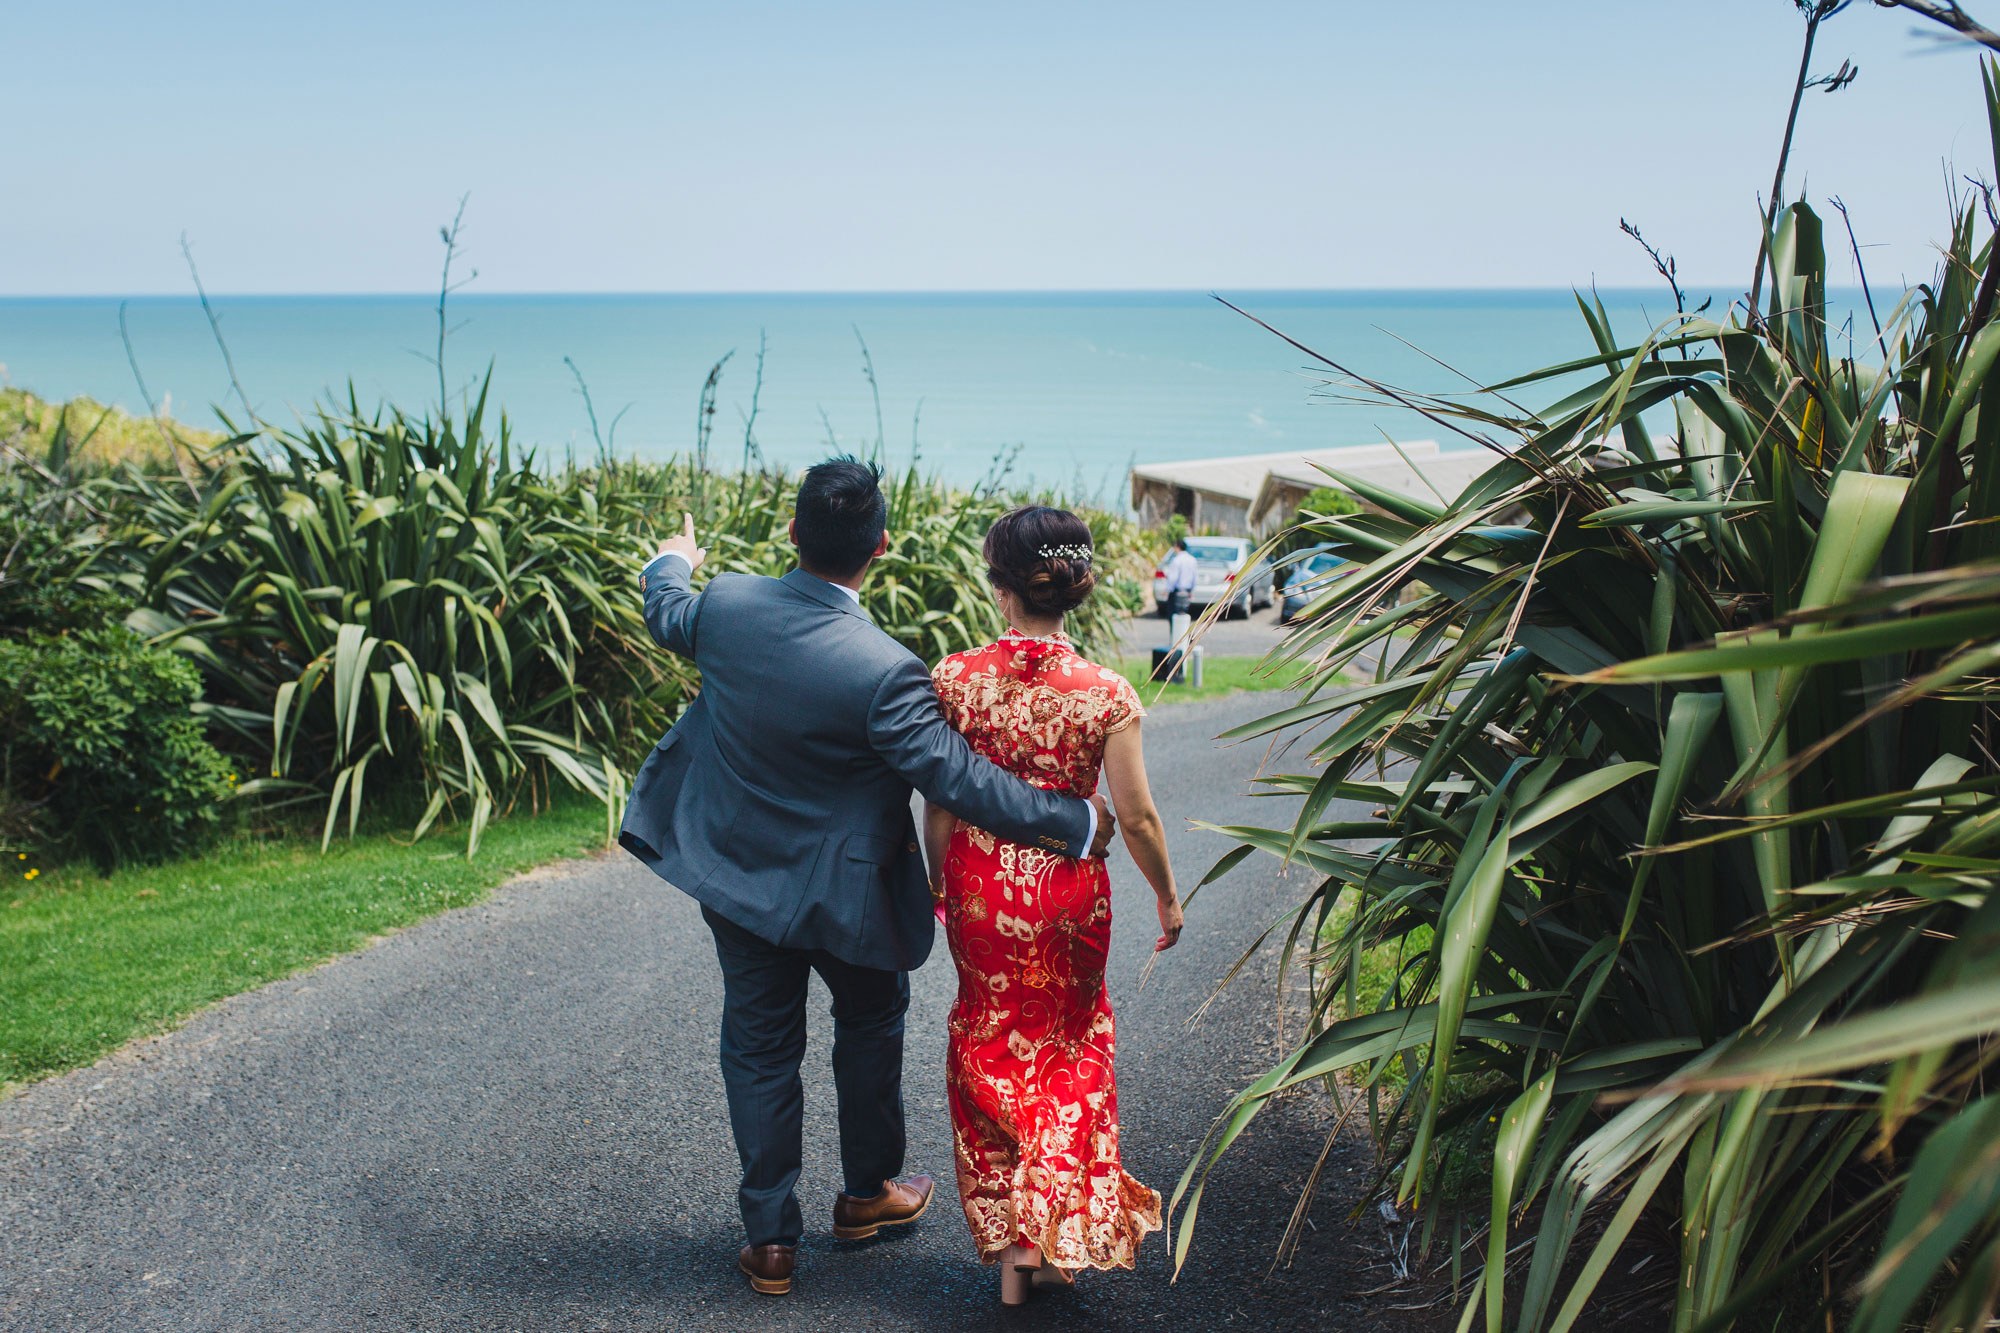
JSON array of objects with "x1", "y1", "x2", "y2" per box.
[
  {"x1": 738, "y1": 1260, "x2": 791, "y2": 1296},
  {"x1": 831, "y1": 1189, "x2": 932, "y2": 1241}
]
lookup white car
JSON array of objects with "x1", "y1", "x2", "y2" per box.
[{"x1": 1152, "y1": 537, "x2": 1275, "y2": 618}]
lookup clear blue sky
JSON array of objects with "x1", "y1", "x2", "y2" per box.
[{"x1": 7, "y1": 0, "x2": 1997, "y2": 294}]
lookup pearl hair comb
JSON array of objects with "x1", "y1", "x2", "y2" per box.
[{"x1": 1036, "y1": 543, "x2": 1093, "y2": 562}]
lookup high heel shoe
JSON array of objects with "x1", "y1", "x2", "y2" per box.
[
  {"x1": 998, "y1": 1244, "x2": 1042, "y2": 1306},
  {"x1": 1031, "y1": 1261, "x2": 1076, "y2": 1290}
]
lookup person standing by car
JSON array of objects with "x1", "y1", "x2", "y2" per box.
[{"x1": 1160, "y1": 538, "x2": 1197, "y2": 617}]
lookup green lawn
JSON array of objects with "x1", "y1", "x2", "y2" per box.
[
  {"x1": 1117, "y1": 653, "x2": 1299, "y2": 704},
  {"x1": 0, "y1": 801, "x2": 612, "y2": 1090}
]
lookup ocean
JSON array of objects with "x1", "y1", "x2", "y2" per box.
[{"x1": 0, "y1": 289, "x2": 1872, "y2": 497}]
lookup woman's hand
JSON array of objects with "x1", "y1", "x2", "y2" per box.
[
  {"x1": 1155, "y1": 892, "x2": 1184, "y2": 951},
  {"x1": 922, "y1": 799, "x2": 956, "y2": 925}
]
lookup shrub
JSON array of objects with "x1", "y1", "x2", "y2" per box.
[
  {"x1": 576, "y1": 452, "x2": 1145, "y2": 662},
  {"x1": 1272, "y1": 486, "x2": 1360, "y2": 581},
  {"x1": 0, "y1": 402, "x2": 138, "y2": 637},
  {"x1": 0, "y1": 386, "x2": 219, "y2": 472},
  {"x1": 0, "y1": 628, "x2": 233, "y2": 867}
]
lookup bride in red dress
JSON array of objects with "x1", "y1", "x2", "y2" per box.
[{"x1": 922, "y1": 505, "x2": 1185, "y2": 1307}]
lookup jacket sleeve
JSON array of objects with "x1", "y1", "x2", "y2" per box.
[
  {"x1": 866, "y1": 654, "x2": 1093, "y2": 858},
  {"x1": 641, "y1": 553, "x2": 701, "y2": 658}
]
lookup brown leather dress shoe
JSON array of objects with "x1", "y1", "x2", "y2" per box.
[
  {"x1": 738, "y1": 1243, "x2": 796, "y2": 1296},
  {"x1": 831, "y1": 1174, "x2": 934, "y2": 1240}
]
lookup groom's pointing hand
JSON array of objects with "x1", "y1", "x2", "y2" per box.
[
  {"x1": 655, "y1": 511, "x2": 707, "y2": 576},
  {"x1": 1088, "y1": 792, "x2": 1116, "y2": 859}
]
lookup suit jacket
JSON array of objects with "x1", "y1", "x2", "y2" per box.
[{"x1": 618, "y1": 561, "x2": 1093, "y2": 972}]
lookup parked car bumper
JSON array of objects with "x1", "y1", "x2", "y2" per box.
[{"x1": 1152, "y1": 580, "x2": 1245, "y2": 610}]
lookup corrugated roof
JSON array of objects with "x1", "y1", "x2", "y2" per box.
[
  {"x1": 1129, "y1": 441, "x2": 1444, "y2": 501},
  {"x1": 1251, "y1": 448, "x2": 1501, "y2": 523},
  {"x1": 1242, "y1": 433, "x2": 1678, "y2": 525}
]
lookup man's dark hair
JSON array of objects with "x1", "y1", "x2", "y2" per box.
[
  {"x1": 793, "y1": 458, "x2": 887, "y2": 578},
  {"x1": 1174, "y1": 537, "x2": 1189, "y2": 551}
]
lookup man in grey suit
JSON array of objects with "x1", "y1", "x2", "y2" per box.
[{"x1": 619, "y1": 459, "x2": 1114, "y2": 1297}]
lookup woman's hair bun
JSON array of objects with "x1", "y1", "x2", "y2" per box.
[{"x1": 984, "y1": 505, "x2": 1098, "y2": 617}]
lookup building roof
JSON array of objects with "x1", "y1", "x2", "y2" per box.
[
  {"x1": 1129, "y1": 440, "x2": 1446, "y2": 503},
  {"x1": 1249, "y1": 446, "x2": 1502, "y2": 526}
]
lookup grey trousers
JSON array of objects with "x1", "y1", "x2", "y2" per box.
[{"x1": 702, "y1": 905, "x2": 910, "y2": 1247}]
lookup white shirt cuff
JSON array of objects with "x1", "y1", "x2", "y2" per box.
[
  {"x1": 1080, "y1": 799, "x2": 1098, "y2": 857},
  {"x1": 644, "y1": 550, "x2": 692, "y2": 578}
]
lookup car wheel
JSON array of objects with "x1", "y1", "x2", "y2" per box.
[{"x1": 1231, "y1": 594, "x2": 1250, "y2": 620}]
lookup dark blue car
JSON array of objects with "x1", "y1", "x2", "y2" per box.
[{"x1": 1278, "y1": 545, "x2": 1348, "y2": 623}]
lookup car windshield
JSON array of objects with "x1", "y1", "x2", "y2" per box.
[
  {"x1": 1185, "y1": 542, "x2": 1242, "y2": 562},
  {"x1": 1301, "y1": 553, "x2": 1344, "y2": 576}
]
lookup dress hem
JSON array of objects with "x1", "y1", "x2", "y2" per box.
[
  {"x1": 964, "y1": 1183, "x2": 1166, "y2": 1273},
  {"x1": 970, "y1": 1211, "x2": 1165, "y2": 1274}
]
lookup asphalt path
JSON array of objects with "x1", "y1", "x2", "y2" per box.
[
  {"x1": 0, "y1": 685, "x2": 1394, "y2": 1332},
  {"x1": 1116, "y1": 599, "x2": 1292, "y2": 661}
]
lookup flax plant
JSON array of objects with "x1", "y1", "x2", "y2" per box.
[
  {"x1": 1174, "y1": 63, "x2": 2000, "y2": 1333},
  {"x1": 596, "y1": 448, "x2": 1143, "y2": 662},
  {"x1": 117, "y1": 385, "x2": 667, "y2": 854},
  {"x1": 84, "y1": 380, "x2": 1140, "y2": 856}
]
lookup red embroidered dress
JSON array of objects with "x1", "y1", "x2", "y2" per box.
[{"x1": 930, "y1": 631, "x2": 1162, "y2": 1271}]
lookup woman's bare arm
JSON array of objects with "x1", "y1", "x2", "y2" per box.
[
  {"x1": 923, "y1": 799, "x2": 957, "y2": 894},
  {"x1": 1101, "y1": 721, "x2": 1184, "y2": 950}
]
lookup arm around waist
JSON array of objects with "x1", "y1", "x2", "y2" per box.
[{"x1": 867, "y1": 654, "x2": 1092, "y2": 857}]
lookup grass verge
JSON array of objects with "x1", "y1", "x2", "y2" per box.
[
  {"x1": 1118, "y1": 654, "x2": 1299, "y2": 705},
  {"x1": 0, "y1": 801, "x2": 611, "y2": 1091}
]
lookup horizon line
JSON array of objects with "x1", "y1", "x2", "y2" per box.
[{"x1": 0, "y1": 282, "x2": 1851, "y2": 301}]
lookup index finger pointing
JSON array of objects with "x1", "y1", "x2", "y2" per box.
[{"x1": 682, "y1": 511, "x2": 696, "y2": 540}]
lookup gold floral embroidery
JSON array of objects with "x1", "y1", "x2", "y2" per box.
[
  {"x1": 932, "y1": 636, "x2": 1144, "y2": 804},
  {"x1": 933, "y1": 633, "x2": 1161, "y2": 1273}
]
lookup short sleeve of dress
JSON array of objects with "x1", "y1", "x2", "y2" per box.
[{"x1": 1102, "y1": 669, "x2": 1146, "y2": 735}]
